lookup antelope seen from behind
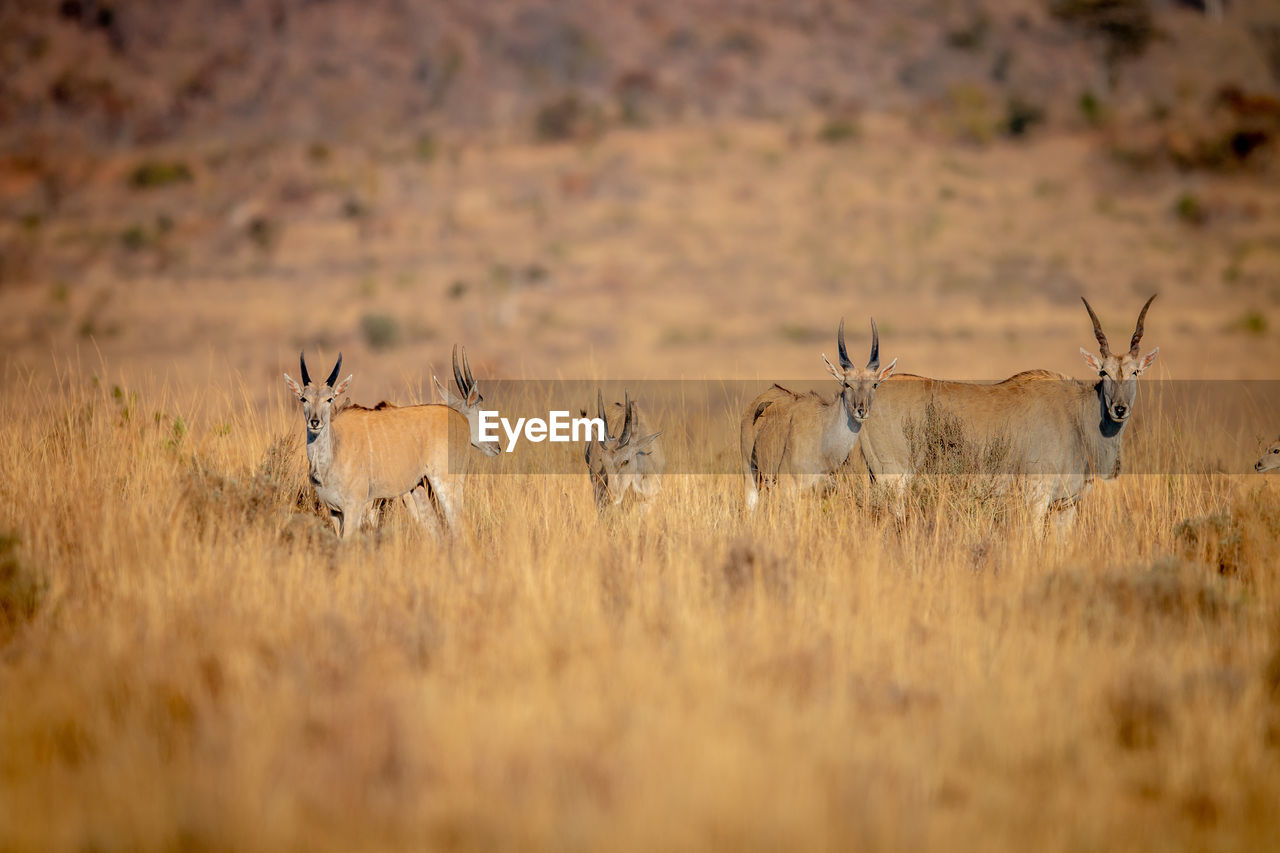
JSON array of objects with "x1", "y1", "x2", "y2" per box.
[
  {"x1": 857, "y1": 295, "x2": 1160, "y2": 526},
  {"x1": 583, "y1": 390, "x2": 665, "y2": 510},
  {"x1": 283, "y1": 351, "x2": 477, "y2": 539},
  {"x1": 741, "y1": 318, "x2": 897, "y2": 511}
]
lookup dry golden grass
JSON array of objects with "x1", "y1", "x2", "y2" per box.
[
  {"x1": 2, "y1": 363, "x2": 1280, "y2": 851},
  {"x1": 2, "y1": 107, "x2": 1279, "y2": 849}
]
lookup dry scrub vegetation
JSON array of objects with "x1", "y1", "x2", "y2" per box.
[{"x1": 2, "y1": 369, "x2": 1279, "y2": 851}]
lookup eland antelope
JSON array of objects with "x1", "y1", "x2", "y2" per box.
[
  {"x1": 741, "y1": 318, "x2": 897, "y2": 511},
  {"x1": 583, "y1": 390, "x2": 664, "y2": 510},
  {"x1": 1256, "y1": 437, "x2": 1280, "y2": 473},
  {"x1": 857, "y1": 295, "x2": 1160, "y2": 526},
  {"x1": 432, "y1": 344, "x2": 500, "y2": 457},
  {"x1": 283, "y1": 352, "x2": 473, "y2": 539}
]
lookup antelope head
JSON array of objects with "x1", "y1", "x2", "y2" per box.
[
  {"x1": 433, "y1": 344, "x2": 500, "y2": 457},
  {"x1": 1080, "y1": 294, "x2": 1159, "y2": 423},
  {"x1": 1256, "y1": 436, "x2": 1280, "y2": 473},
  {"x1": 587, "y1": 390, "x2": 662, "y2": 507},
  {"x1": 821, "y1": 318, "x2": 898, "y2": 423},
  {"x1": 283, "y1": 352, "x2": 351, "y2": 436}
]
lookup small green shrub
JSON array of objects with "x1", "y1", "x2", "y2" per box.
[
  {"x1": 719, "y1": 27, "x2": 765, "y2": 60},
  {"x1": 1079, "y1": 90, "x2": 1105, "y2": 126},
  {"x1": 414, "y1": 133, "x2": 437, "y2": 163},
  {"x1": 534, "y1": 94, "x2": 600, "y2": 142},
  {"x1": 1004, "y1": 97, "x2": 1045, "y2": 138},
  {"x1": 946, "y1": 84, "x2": 999, "y2": 145},
  {"x1": 816, "y1": 117, "x2": 860, "y2": 145},
  {"x1": 1228, "y1": 311, "x2": 1268, "y2": 335},
  {"x1": 360, "y1": 313, "x2": 402, "y2": 350},
  {"x1": 777, "y1": 324, "x2": 825, "y2": 343},
  {"x1": 1173, "y1": 192, "x2": 1207, "y2": 226},
  {"x1": 946, "y1": 13, "x2": 989, "y2": 51},
  {"x1": 247, "y1": 216, "x2": 280, "y2": 253},
  {"x1": 128, "y1": 160, "x2": 192, "y2": 189},
  {"x1": 1050, "y1": 0, "x2": 1156, "y2": 62}
]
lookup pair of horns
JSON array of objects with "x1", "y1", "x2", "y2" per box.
[
  {"x1": 836, "y1": 317, "x2": 881, "y2": 370},
  {"x1": 1082, "y1": 294, "x2": 1157, "y2": 357},
  {"x1": 299, "y1": 351, "x2": 343, "y2": 387},
  {"x1": 452, "y1": 344, "x2": 478, "y2": 399},
  {"x1": 596, "y1": 389, "x2": 636, "y2": 447}
]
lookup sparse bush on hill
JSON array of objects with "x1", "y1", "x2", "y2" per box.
[
  {"x1": 534, "y1": 93, "x2": 603, "y2": 142},
  {"x1": 1050, "y1": 0, "x2": 1157, "y2": 69},
  {"x1": 246, "y1": 215, "x2": 279, "y2": 253},
  {"x1": 359, "y1": 313, "x2": 402, "y2": 350},
  {"x1": 128, "y1": 160, "x2": 192, "y2": 189},
  {"x1": 1003, "y1": 96, "x2": 1045, "y2": 138},
  {"x1": 816, "y1": 116, "x2": 860, "y2": 144},
  {"x1": 945, "y1": 11, "x2": 990, "y2": 52},
  {"x1": 1173, "y1": 191, "x2": 1208, "y2": 225},
  {"x1": 1079, "y1": 89, "x2": 1107, "y2": 126},
  {"x1": 944, "y1": 83, "x2": 1000, "y2": 145}
]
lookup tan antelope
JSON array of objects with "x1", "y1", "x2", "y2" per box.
[
  {"x1": 432, "y1": 344, "x2": 500, "y2": 457},
  {"x1": 283, "y1": 352, "x2": 475, "y2": 539},
  {"x1": 741, "y1": 318, "x2": 897, "y2": 511},
  {"x1": 857, "y1": 295, "x2": 1160, "y2": 526},
  {"x1": 582, "y1": 390, "x2": 664, "y2": 509},
  {"x1": 1256, "y1": 437, "x2": 1280, "y2": 473}
]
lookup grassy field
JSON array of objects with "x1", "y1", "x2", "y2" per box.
[
  {"x1": 1, "y1": 361, "x2": 1279, "y2": 851},
  {"x1": 2, "y1": 109, "x2": 1280, "y2": 849}
]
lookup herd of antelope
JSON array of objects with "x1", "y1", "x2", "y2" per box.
[{"x1": 283, "y1": 296, "x2": 1278, "y2": 539}]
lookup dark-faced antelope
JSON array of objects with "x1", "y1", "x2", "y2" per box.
[
  {"x1": 1256, "y1": 437, "x2": 1280, "y2": 473},
  {"x1": 583, "y1": 390, "x2": 664, "y2": 510},
  {"x1": 283, "y1": 352, "x2": 474, "y2": 539},
  {"x1": 741, "y1": 318, "x2": 897, "y2": 511},
  {"x1": 857, "y1": 295, "x2": 1160, "y2": 526}
]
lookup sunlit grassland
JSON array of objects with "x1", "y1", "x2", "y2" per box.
[{"x1": 0, "y1": 367, "x2": 1278, "y2": 852}]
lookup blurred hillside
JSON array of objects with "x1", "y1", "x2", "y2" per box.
[
  {"x1": 2, "y1": 0, "x2": 1280, "y2": 392},
  {"x1": 2, "y1": 0, "x2": 1278, "y2": 150}
]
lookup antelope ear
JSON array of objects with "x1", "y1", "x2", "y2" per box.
[
  {"x1": 431, "y1": 374, "x2": 449, "y2": 403},
  {"x1": 821, "y1": 353, "x2": 843, "y2": 382},
  {"x1": 633, "y1": 431, "x2": 663, "y2": 454},
  {"x1": 1080, "y1": 348, "x2": 1103, "y2": 372},
  {"x1": 465, "y1": 385, "x2": 482, "y2": 408},
  {"x1": 283, "y1": 373, "x2": 303, "y2": 397},
  {"x1": 333, "y1": 374, "x2": 353, "y2": 396},
  {"x1": 1138, "y1": 347, "x2": 1160, "y2": 373},
  {"x1": 877, "y1": 357, "x2": 898, "y2": 382}
]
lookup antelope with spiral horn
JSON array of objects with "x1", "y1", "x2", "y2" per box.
[
  {"x1": 741, "y1": 318, "x2": 898, "y2": 510},
  {"x1": 432, "y1": 344, "x2": 500, "y2": 457},
  {"x1": 857, "y1": 295, "x2": 1160, "y2": 526},
  {"x1": 283, "y1": 351, "x2": 478, "y2": 539},
  {"x1": 582, "y1": 390, "x2": 665, "y2": 510}
]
